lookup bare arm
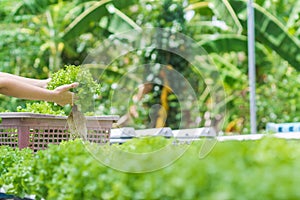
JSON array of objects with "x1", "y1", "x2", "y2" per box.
[
  {"x1": 0, "y1": 72, "x2": 50, "y2": 88},
  {"x1": 0, "y1": 77, "x2": 78, "y2": 106}
]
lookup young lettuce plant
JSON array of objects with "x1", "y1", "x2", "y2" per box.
[
  {"x1": 19, "y1": 65, "x2": 100, "y2": 115},
  {"x1": 47, "y1": 65, "x2": 100, "y2": 114}
]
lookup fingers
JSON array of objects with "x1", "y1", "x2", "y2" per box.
[
  {"x1": 66, "y1": 82, "x2": 79, "y2": 90},
  {"x1": 72, "y1": 93, "x2": 74, "y2": 106},
  {"x1": 70, "y1": 82, "x2": 79, "y2": 88},
  {"x1": 52, "y1": 82, "x2": 79, "y2": 106},
  {"x1": 71, "y1": 92, "x2": 79, "y2": 106},
  {"x1": 45, "y1": 78, "x2": 52, "y2": 88},
  {"x1": 56, "y1": 82, "x2": 79, "y2": 92}
]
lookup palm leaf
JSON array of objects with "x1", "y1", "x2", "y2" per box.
[
  {"x1": 184, "y1": 1, "x2": 209, "y2": 11},
  {"x1": 62, "y1": 0, "x2": 138, "y2": 41},
  {"x1": 286, "y1": 0, "x2": 300, "y2": 32},
  {"x1": 213, "y1": 0, "x2": 300, "y2": 70},
  {"x1": 12, "y1": 0, "x2": 52, "y2": 15},
  {"x1": 198, "y1": 34, "x2": 268, "y2": 56},
  {"x1": 209, "y1": 0, "x2": 243, "y2": 34},
  {"x1": 62, "y1": 0, "x2": 111, "y2": 41},
  {"x1": 106, "y1": 4, "x2": 142, "y2": 34}
]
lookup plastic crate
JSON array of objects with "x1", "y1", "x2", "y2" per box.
[{"x1": 0, "y1": 112, "x2": 119, "y2": 151}]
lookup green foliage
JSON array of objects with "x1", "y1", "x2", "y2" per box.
[
  {"x1": 47, "y1": 65, "x2": 82, "y2": 90},
  {"x1": 116, "y1": 136, "x2": 172, "y2": 153},
  {"x1": 2, "y1": 137, "x2": 300, "y2": 199},
  {"x1": 17, "y1": 102, "x2": 66, "y2": 115},
  {"x1": 0, "y1": 146, "x2": 33, "y2": 197},
  {"x1": 205, "y1": 0, "x2": 300, "y2": 133},
  {"x1": 226, "y1": 0, "x2": 300, "y2": 69},
  {"x1": 48, "y1": 65, "x2": 100, "y2": 113},
  {"x1": 0, "y1": 28, "x2": 45, "y2": 77},
  {"x1": 256, "y1": 64, "x2": 300, "y2": 129},
  {"x1": 1, "y1": 0, "x2": 300, "y2": 134}
]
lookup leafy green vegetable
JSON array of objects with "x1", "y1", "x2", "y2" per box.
[
  {"x1": 48, "y1": 65, "x2": 100, "y2": 113},
  {"x1": 17, "y1": 102, "x2": 66, "y2": 115},
  {"x1": 115, "y1": 136, "x2": 172, "y2": 153},
  {"x1": 2, "y1": 136, "x2": 300, "y2": 199},
  {"x1": 47, "y1": 65, "x2": 81, "y2": 91},
  {"x1": 0, "y1": 146, "x2": 33, "y2": 197},
  {"x1": 18, "y1": 65, "x2": 101, "y2": 115}
]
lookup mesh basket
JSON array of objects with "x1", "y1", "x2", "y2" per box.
[{"x1": 0, "y1": 112, "x2": 118, "y2": 151}]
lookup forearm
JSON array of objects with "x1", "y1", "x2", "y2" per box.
[
  {"x1": 0, "y1": 76, "x2": 77, "y2": 106},
  {"x1": 0, "y1": 72, "x2": 48, "y2": 88},
  {"x1": 0, "y1": 77, "x2": 54, "y2": 102}
]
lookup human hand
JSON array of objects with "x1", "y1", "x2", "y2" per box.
[{"x1": 52, "y1": 82, "x2": 79, "y2": 106}]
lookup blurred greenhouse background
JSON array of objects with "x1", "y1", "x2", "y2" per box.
[{"x1": 0, "y1": 0, "x2": 299, "y2": 134}]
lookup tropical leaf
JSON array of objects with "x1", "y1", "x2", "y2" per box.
[
  {"x1": 286, "y1": 0, "x2": 300, "y2": 28},
  {"x1": 213, "y1": 0, "x2": 300, "y2": 70},
  {"x1": 62, "y1": 0, "x2": 138, "y2": 41},
  {"x1": 62, "y1": 0, "x2": 111, "y2": 41},
  {"x1": 12, "y1": 0, "x2": 55, "y2": 15},
  {"x1": 184, "y1": 1, "x2": 209, "y2": 11},
  {"x1": 247, "y1": 1, "x2": 299, "y2": 70},
  {"x1": 209, "y1": 0, "x2": 243, "y2": 34},
  {"x1": 105, "y1": 4, "x2": 142, "y2": 34},
  {"x1": 198, "y1": 34, "x2": 268, "y2": 56}
]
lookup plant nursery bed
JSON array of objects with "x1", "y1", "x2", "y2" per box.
[{"x1": 0, "y1": 112, "x2": 119, "y2": 151}]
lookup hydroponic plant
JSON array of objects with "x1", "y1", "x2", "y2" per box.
[{"x1": 18, "y1": 65, "x2": 100, "y2": 115}]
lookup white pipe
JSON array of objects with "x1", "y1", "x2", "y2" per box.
[{"x1": 247, "y1": 0, "x2": 257, "y2": 134}]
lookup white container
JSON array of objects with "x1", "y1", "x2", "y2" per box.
[{"x1": 266, "y1": 122, "x2": 300, "y2": 133}]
